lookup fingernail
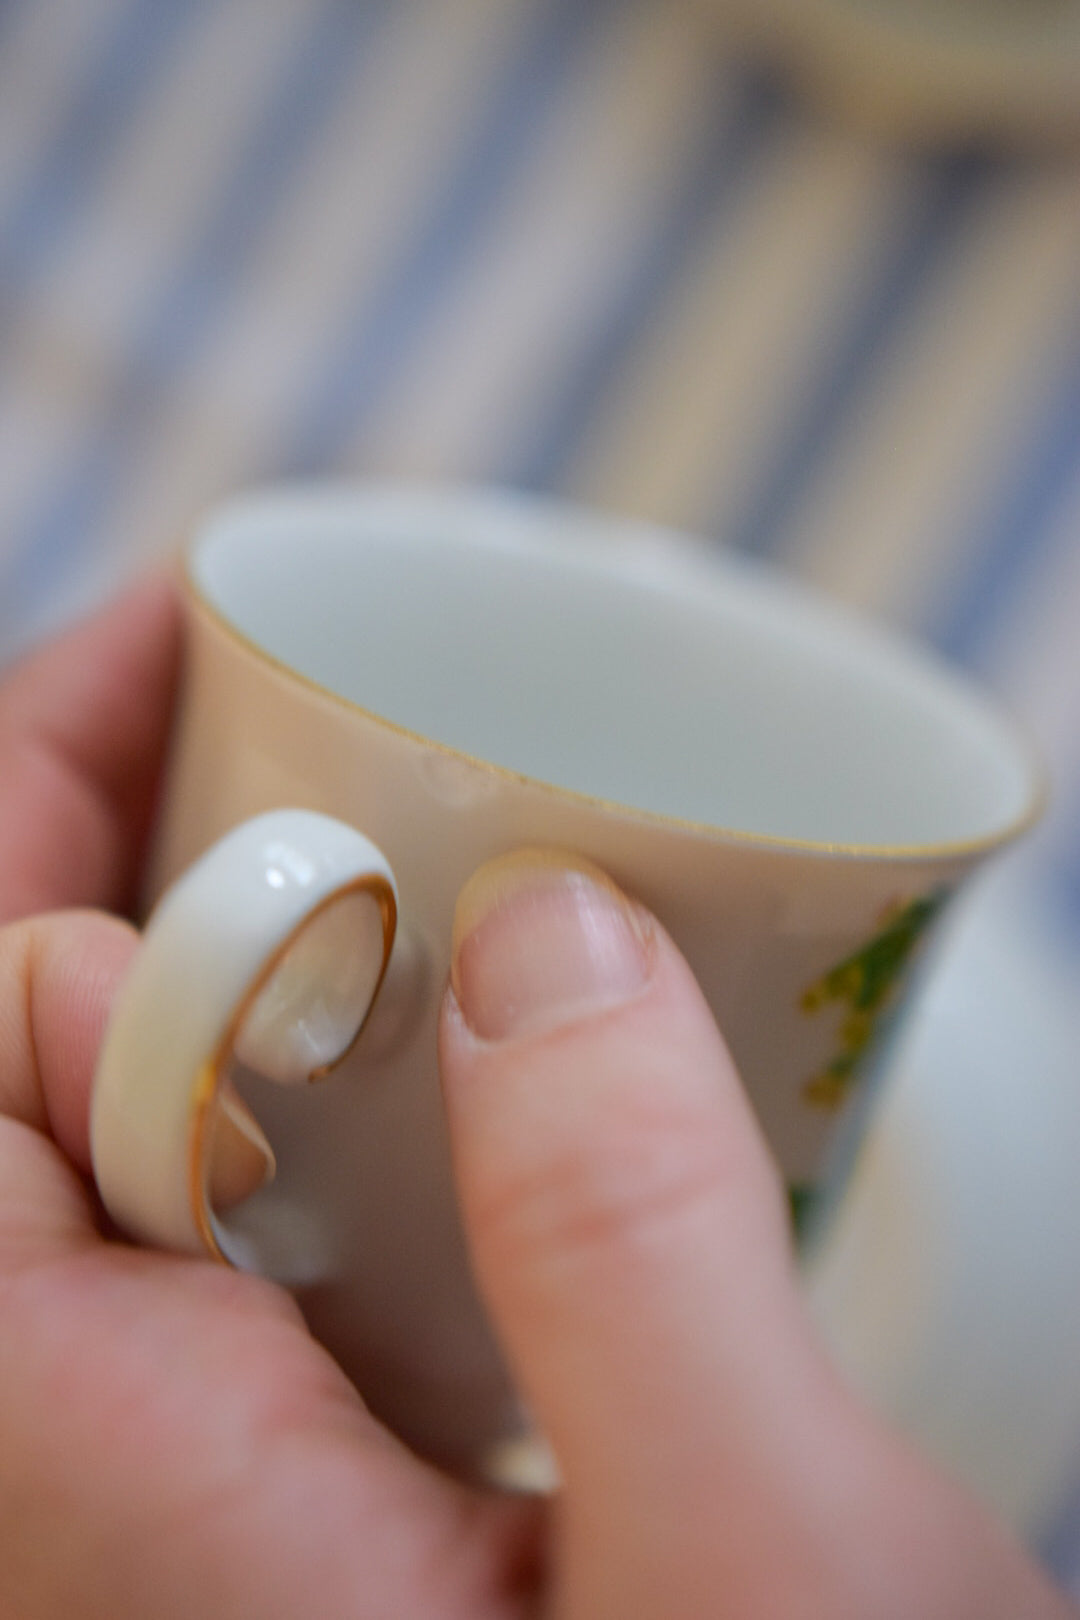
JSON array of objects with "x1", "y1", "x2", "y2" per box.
[
  {"x1": 207, "y1": 1084, "x2": 276, "y2": 1211},
  {"x1": 450, "y1": 851, "x2": 652, "y2": 1041}
]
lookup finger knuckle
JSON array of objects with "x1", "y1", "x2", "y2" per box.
[{"x1": 472, "y1": 1092, "x2": 745, "y2": 1285}]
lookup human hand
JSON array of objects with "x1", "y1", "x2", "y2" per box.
[
  {"x1": 0, "y1": 583, "x2": 538, "y2": 1619},
  {"x1": 0, "y1": 585, "x2": 1071, "y2": 1618},
  {"x1": 439, "y1": 853, "x2": 1075, "y2": 1618}
]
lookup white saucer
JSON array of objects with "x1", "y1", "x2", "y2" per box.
[{"x1": 805, "y1": 864, "x2": 1080, "y2": 1540}]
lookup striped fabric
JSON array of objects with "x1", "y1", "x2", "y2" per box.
[{"x1": 1, "y1": 0, "x2": 1078, "y2": 1575}]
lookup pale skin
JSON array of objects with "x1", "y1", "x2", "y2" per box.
[{"x1": 0, "y1": 579, "x2": 1071, "y2": 1619}]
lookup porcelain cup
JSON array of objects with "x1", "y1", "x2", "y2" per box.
[{"x1": 91, "y1": 484, "x2": 1041, "y2": 1472}]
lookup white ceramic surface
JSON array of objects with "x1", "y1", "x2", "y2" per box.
[
  {"x1": 91, "y1": 485, "x2": 1041, "y2": 1470},
  {"x1": 807, "y1": 859, "x2": 1080, "y2": 1540},
  {"x1": 92, "y1": 811, "x2": 396, "y2": 1268}
]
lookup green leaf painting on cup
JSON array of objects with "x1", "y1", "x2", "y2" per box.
[
  {"x1": 787, "y1": 1182, "x2": 820, "y2": 1241},
  {"x1": 800, "y1": 890, "x2": 949, "y2": 1112}
]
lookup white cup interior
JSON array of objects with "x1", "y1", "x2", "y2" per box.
[{"x1": 191, "y1": 486, "x2": 1039, "y2": 853}]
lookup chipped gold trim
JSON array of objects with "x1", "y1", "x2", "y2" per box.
[
  {"x1": 187, "y1": 875, "x2": 397, "y2": 1262},
  {"x1": 181, "y1": 544, "x2": 1046, "y2": 864}
]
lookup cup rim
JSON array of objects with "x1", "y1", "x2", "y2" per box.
[{"x1": 180, "y1": 484, "x2": 1048, "y2": 865}]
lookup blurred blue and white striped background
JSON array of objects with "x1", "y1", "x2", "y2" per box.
[{"x1": 1, "y1": 0, "x2": 1078, "y2": 1577}]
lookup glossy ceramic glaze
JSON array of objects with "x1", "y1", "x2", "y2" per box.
[
  {"x1": 92, "y1": 811, "x2": 396, "y2": 1266},
  {"x1": 93, "y1": 485, "x2": 1040, "y2": 1470}
]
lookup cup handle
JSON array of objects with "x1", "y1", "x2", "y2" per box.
[{"x1": 91, "y1": 809, "x2": 397, "y2": 1262}]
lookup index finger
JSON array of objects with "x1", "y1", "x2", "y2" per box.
[{"x1": 0, "y1": 576, "x2": 183, "y2": 924}]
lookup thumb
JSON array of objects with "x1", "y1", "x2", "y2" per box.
[{"x1": 439, "y1": 852, "x2": 836, "y2": 1518}]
